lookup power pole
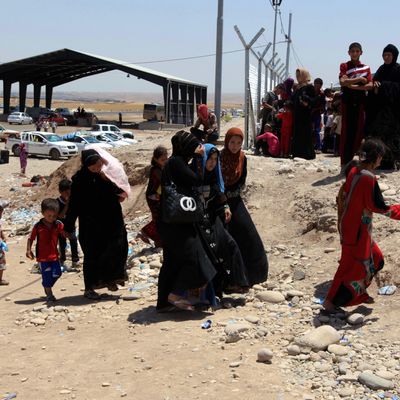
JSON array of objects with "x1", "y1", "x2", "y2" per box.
[
  {"x1": 271, "y1": 0, "x2": 282, "y2": 70},
  {"x1": 214, "y1": 0, "x2": 224, "y2": 134},
  {"x1": 234, "y1": 25, "x2": 265, "y2": 149},
  {"x1": 285, "y1": 12, "x2": 292, "y2": 79}
]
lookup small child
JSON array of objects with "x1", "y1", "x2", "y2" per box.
[
  {"x1": 254, "y1": 124, "x2": 280, "y2": 157},
  {"x1": 56, "y1": 179, "x2": 79, "y2": 271},
  {"x1": 26, "y1": 198, "x2": 64, "y2": 302},
  {"x1": 19, "y1": 143, "x2": 28, "y2": 176},
  {"x1": 138, "y1": 146, "x2": 168, "y2": 247},
  {"x1": 276, "y1": 100, "x2": 294, "y2": 157},
  {"x1": 322, "y1": 108, "x2": 334, "y2": 153},
  {"x1": 0, "y1": 202, "x2": 9, "y2": 286}
]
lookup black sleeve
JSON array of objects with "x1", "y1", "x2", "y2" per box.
[
  {"x1": 166, "y1": 156, "x2": 202, "y2": 187},
  {"x1": 373, "y1": 181, "x2": 389, "y2": 211},
  {"x1": 64, "y1": 179, "x2": 80, "y2": 233}
]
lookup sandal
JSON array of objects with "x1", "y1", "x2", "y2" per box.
[
  {"x1": 136, "y1": 231, "x2": 151, "y2": 245},
  {"x1": 84, "y1": 290, "x2": 101, "y2": 300},
  {"x1": 0, "y1": 279, "x2": 9, "y2": 286},
  {"x1": 46, "y1": 294, "x2": 57, "y2": 302}
]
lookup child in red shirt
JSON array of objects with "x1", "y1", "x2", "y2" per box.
[
  {"x1": 276, "y1": 100, "x2": 294, "y2": 158},
  {"x1": 255, "y1": 124, "x2": 280, "y2": 157},
  {"x1": 27, "y1": 198, "x2": 64, "y2": 302}
]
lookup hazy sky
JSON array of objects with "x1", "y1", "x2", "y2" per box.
[{"x1": 2, "y1": 0, "x2": 399, "y2": 95}]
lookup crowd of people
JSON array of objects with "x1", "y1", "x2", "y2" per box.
[
  {"x1": 254, "y1": 42, "x2": 400, "y2": 171},
  {"x1": 1, "y1": 42, "x2": 400, "y2": 317}
]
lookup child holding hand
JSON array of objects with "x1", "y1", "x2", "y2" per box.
[{"x1": 27, "y1": 198, "x2": 64, "y2": 302}]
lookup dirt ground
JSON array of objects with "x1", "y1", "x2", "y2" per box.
[{"x1": 0, "y1": 117, "x2": 400, "y2": 400}]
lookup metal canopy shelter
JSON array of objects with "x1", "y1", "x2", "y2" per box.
[{"x1": 0, "y1": 48, "x2": 208, "y2": 124}]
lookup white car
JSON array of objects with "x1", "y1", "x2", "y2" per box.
[
  {"x1": 62, "y1": 132, "x2": 113, "y2": 153},
  {"x1": 7, "y1": 112, "x2": 33, "y2": 125},
  {"x1": 92, "y1": 124, "x2": 134, "y2": 139},
  {"x1": 92, "y1": 133, "x2": 130, "y2": 147},
  {"x1": 5, "y1": 132, "x2": 78, "y2": 160},
  {"x1": 0, "y1": 124, "x2": 19, "y2": 141},
  {"x1": 105, "y1": 132, "x2": 137, "y2": 145}
]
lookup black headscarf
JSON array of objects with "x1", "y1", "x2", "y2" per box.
[
  {"x1": 374, "y1": 44, "x2": 400, "y2": 83},
  {"x1": 383, "y1": 44, "x2": 399, "y2": 64},
  {"x1": 81, "y1": 149, "x2": 101, "y2": 167},
  {"x1": 171, "y1": 130, "x2": 200, "y2": 159}
]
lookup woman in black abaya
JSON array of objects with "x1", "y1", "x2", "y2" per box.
[
  {"x1": 156, "y1": 131, "x2": 217, "y2": 312},
  {"x1": 64, "y1": 149, "x2": 128, "y2": 299},
  {"x1": 368, "y1": 44, "x2": 400, "y2": 169}
]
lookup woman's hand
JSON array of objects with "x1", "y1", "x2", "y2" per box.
[
  {"x1": 194, "y1": 144, "x2": 205, "y2": 157},
  {"x1": 224, "y1": 207, "x2": 232, "y2": 223}
]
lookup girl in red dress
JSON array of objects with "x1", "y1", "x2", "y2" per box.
[
  {"x1": 324, "y1": 138, "x2": 400, "y2": 312},
  {"x1": 139, "y1": 146, "x2": 168, "y2": 247}
]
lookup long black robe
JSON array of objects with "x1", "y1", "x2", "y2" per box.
[
  {"x1": 224, "y1": 157, "x2": 268, "y2": 286},
  {"x1": 64, "y1": 168, "x2": 128, "y2": 290},
  {"x1": 156, "y1": 156, "x2": 216, "y2": 310},
  {"x1": 291, "y1": 84, "x2": 316, "y2": 160},
  {"x1": 196, "y1": 171, "x2": 249, "y2": 296},
  {"x1": 368, "y1": 63, "x2": 400, "y2": 168}
]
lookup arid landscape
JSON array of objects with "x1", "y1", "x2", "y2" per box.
[{"x1": 0, "y1": 102, "x2": 400, "y2": 400}]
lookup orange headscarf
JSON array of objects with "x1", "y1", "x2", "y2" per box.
[{"x1": 220, "y1": 127, "x2": 246, "y2": 187}]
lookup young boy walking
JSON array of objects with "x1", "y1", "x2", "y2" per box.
[
  {"x1": 0, "y1": 203, "x2": 9, "y2": 286},
  {"x1": 339, "y1": 42, "x2": 372, "y2": 167},
  {"x1": 27, "y1": 198, "x2": 64, "y2": 302},
  {"x1": 56, "y1": 179, "x2": 79, "y2": 271}
]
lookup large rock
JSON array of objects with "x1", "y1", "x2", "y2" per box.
[
  {"x1": 294, "y1": 325, "x2": 341, "y2": 351},
  {"x1": 256, "y1": 291, "x2": 285, "y2": 304},
  {"x1": 358, "y1": 372, "x2": 394, "y2": 390},
  {"x1": 347, "y1": 313, "x2": 364, "y2": 325},
  {"x1": 327, "y1": 344, "x2": 349, "y2": 356},
  {"x1": 224, "y1": 323, "x2": 251, "y2": 336},
  {"x1": 257, "y1": 348, "x2": 273, "y2": 363}
]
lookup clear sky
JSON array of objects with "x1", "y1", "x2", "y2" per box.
[{"x1": 2, "y1": 0, "x2": 399, "y2": 95}]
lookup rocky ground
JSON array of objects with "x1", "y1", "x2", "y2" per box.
[{"x1": 0, "y1": 121, "x2": 400, "y2": 400}]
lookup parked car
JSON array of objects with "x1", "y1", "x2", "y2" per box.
[
  {"x1": 40, "y1": 112, "x2": 67, "y2": 126},
  {"x1": 5, "y1": 132, "x2": 78, "y2": 160},
  {"x1": 91, "y1": 134, "x2": 128, "y2": 147},
  {"x1": 104, "y1": 132, "x2": 137, "y2": 145},
  {"x1": 0, "y1": 125, "x2": 20, "y2": 141},
  {"x1": 54, "y1": 107, "x2": 72, "y2": 117},
  {"x1": 63, "y1": 131, "x2": 113, "y2": 153},
  {"x1": 92, "y1": 124, "x2": 134, "y2": 139},
  {"x1": 7, "y1": 112, "x2": 33, "y2": 125}
]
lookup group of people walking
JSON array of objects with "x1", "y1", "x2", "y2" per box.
[{"x1": 2, "y1": 42, "x2": 400, "y2": 316}]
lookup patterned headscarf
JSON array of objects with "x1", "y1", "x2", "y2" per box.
[{"x1": 220, "y1": 127, "x2": 245, "y2": 187}]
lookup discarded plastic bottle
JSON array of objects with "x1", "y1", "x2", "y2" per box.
[
  {"x1": 201, "y1": 319, "x2": 212, "y2": 329},
  {"x1": 378, "y1": 285, "x2": 397, "y2": 295}
]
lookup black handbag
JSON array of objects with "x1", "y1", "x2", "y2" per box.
[{"x1": 161, "y1": 180, "x2": 203, "y2": 224}]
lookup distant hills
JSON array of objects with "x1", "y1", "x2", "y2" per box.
[{"x1": 0, "y1": 91, "x2": 244, "y2": 105}]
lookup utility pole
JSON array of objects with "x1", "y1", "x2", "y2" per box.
[
  {"x1": 234, "y1": 25, "x2": 265, "y2": 149},
  {"x1": 271, "y1": 0, "x2": 282, "y2": 71},
  {"x1": 214, "y1": 0, "x2": 224, "y2": 134},
  {"x1": 285, "y1": 12, "x2": 292, "y2": 79}
]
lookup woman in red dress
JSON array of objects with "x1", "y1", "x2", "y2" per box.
[{"x1": 324, "y1": 138, "x2": 400, "y2": 312}]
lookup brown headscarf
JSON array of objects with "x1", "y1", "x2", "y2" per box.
[
  {"x1": 296, "y1": 68, "x2": 311, "y2": 88},
  {"x1": 220, "y1": 127, "x2": 246, "y2": 187}
]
